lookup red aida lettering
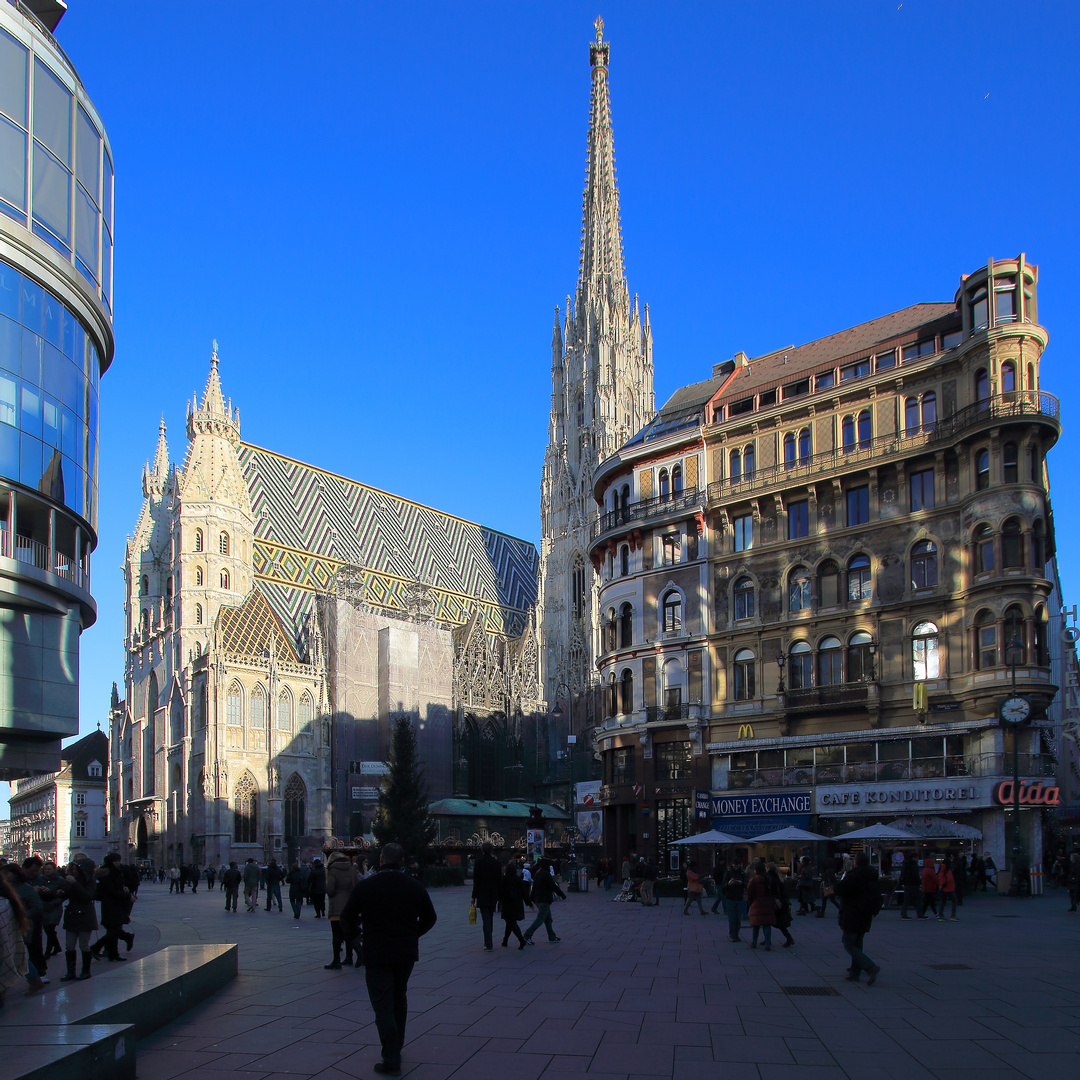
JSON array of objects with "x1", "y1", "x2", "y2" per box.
[{"x1": 993, "y1": 781, "x2": 1061, "y2": 807}]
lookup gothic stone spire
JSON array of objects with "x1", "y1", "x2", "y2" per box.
[{"x1": 188, "y1": 340, "x2": 241, "y2": 445}]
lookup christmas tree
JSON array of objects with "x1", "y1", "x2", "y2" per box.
[{"x1": 373, "y1": 715, "x2": 437, "y2": 862}]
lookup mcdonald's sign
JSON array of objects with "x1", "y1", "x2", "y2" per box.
[
  {"x1": 913, "y1": 683, "x2": 928, "y2": 714},
  {"x1": 737, "y1": 724, "x2": 755, "y2": 740}
]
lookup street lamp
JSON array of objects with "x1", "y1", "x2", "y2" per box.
[
  {"x1": 776, "y1": 653, "x2": 786, "y2": 694},
  {"x1": 867, "y1": 639, "x2": 877, "y2": 681},
  {"x1": 566, "y1": 734, "x2": 578, "y2": 866}
]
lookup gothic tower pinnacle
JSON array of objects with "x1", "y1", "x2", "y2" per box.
[{"x1": 539, "y1": 19, "x2": 655, "y2": 735}]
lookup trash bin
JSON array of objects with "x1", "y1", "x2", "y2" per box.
[{"x1": 577, "y1": 866, "x2": 589, "y2": 893}]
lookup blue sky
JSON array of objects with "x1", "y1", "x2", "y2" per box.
[{"x1": 7, "y1": 1, "x2": 1080, "y2": 815}]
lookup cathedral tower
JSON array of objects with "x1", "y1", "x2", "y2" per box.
[{"x1": 539, "y1": 18, "x2": 655, "y2": 727}]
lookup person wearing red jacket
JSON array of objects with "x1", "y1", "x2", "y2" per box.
[
  {"x1": 936, "y1": 857, "x2": 958, "y2": 922},
  {"x1": 918, "y1": 856, "x2": 938, "y2": 919}
]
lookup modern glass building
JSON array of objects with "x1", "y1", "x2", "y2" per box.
[{"x1": 0, "y1": 0, "x2": 114, "y2": 778}]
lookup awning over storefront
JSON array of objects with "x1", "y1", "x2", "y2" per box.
[{"x1": 887, "y1": 818, "x2": 982, "y2": 839}]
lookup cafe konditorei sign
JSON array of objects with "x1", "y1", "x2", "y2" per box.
[{"x1": 816, "y1": 778, "x2": 995, "y2": 814}]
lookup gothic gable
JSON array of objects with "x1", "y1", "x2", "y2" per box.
[{"x1": 217, "y1": 586, "x2": 303, "y2": 664}]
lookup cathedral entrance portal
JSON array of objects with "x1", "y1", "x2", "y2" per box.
[{"x1": 136, "y1": 814, "x2": 148, "y2": 860}]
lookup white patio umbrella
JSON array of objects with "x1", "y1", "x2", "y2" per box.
[
  {"x1": 669, "y1": 828, "x2": 744, "y2": 845},
  {"x1": 887, "y1": 818, "x2": 983, "y2": 840},
  {"x1": 748, "y1": 826, "x2": 830, "y2": 843},
  {"x1": 831, "y1": 823, "x2": 918, "y2": 841}
]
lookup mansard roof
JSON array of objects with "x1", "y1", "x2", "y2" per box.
[
  {"x1": 236, "y1": 443, "x2": 539, "y2": 638},
  {"x1": 61, "y1": 730, "x2": 109, "y2": 781},
  {"x1": 217, "y1": 585, "x2": 303, "y2": 663}
]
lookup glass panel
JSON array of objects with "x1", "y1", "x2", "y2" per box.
[
  {"x1": 846, "y1": 743, "x2": 875, "y2": 763},
  {"x1": 0, "y1": 315, "x2": 17, "y2": 375},
  {"x1": 21, "y1": 275, "x2": 43, "y2": 333},
  {"x1": 0, "y1": 30, "x2": 28, "y2": 127},
  {"x1": 42, "y1": 289, "x2": 62, "y2": 348},
  {"x1": 0, "y1": 116, "x2": 27, "y2": 212},
  {"x1": 0, "y1": 420, "x2": 17, "y2": 474},
  {"x1": 42, "y1": 393, "x2": 59, "y2": 446},
  {"x1": 61, "y1": 406, "x2": 75, "y2": 456},
  {"x1": 0, "y1": 371, "x2": 15, "y2": 425},
  {"x1": 20, "y1": 431, "x2": 41, "y2": 487},
  {"x1": 33, "y1": 60, "x2": 71, "y2": 166},
  {"x1": 32, "y1": 143, "x2": 71, "y2": 243},
  {"x1": 101, "y1": 227, "x2": 111, "y2": 302},
  {"x1": 42, "y1": 342, "x2": 62, "y2": 397},
  {"x1": 61, "y1": 359, "x2": 79, "y2": 411},
  {"x1": 20, "y1": 381, "x2": 40, "y2": 436},
  {"x1": 76, "y1": 105, "x2": 99, "y2": 202},
  {"x1": 102, "y1": 149, "x2": 113, "y2": 231},
  {"x1": 787, "y1": 747, "x2": 813, "y2": 767},
  {"x1": 21, "y1": 328, "x2": 41, "y2": 383},
  {"x1": 75, "y1": 183, "x2": 98, "y2": 277},
  {"x1": 815, "y1": 745, "x2": 843, "y2": 765},
  {"x1": 0, "y1": 262, "x2": 19, "y2": 321}
]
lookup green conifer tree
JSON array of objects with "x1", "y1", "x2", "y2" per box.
[{"x1": 373, "y1": 715, "x2": 437, "y2": 862}]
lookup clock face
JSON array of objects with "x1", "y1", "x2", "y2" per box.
[{"x1": 1000, "y1": 696, "x2": 1031, "y2": 725}]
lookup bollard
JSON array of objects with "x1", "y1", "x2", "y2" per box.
[{"x1": 1031, "y1": 868, "x2": 1044, "y2": 896}]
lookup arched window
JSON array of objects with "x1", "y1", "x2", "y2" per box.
[
  {"x1": 195, "y1": 603, "x2": 203, "y2": 625},
  {"x1": 575, "y1": 390, "x2": 584, "y2": 429},
  {"x1": 298, "y1": 693, "x2": 314, "y2": 753},
  {"x1": 975, "y1": 609, "x2": 997, "y2": 669},
  {"x1": 818, "y1": 560, "x2": 840, "y2": 607},
  {"x1": 970, "y1": 287, "x2": 988, "y2": 332},
  {"x1": 219, "y1": 531, "x2": 229, "y2": 556},
  {"x1": 848, "y1": 554, "x2": 872, "y2": 602},
  {"x1": 1032, "y1": 519, "x2": 1046, "y2": 569},
  {"x1": 663, "y1": 657, "x2": 683, "y2": 713},
  {"x1": 817, "y1": 637, "x2": 843, "y2": 686},
  {"x1": 226, "y1": 682, "x2": 243, "y2": 728},
  {"x1": 605, "y1": 608, "x2": 617, "y2": 652},
  {"x1": 607, "y1": 674, "x2": 617, "y2": 718},
  {"x1": 921, "y1": 392, "x2": 936, "y2": 430},
  {"x1": 996, "y1": 278, "x2": 1016, "y2": 322},
  {"x1": 233, "y1": 773, "x2": 257, "y2": 844},
  {"x1": 277, "y1": 690, "x2": 292, "y2": 731},
  {"x1": 730, "y1": 449, "x2": 741, "y2": 482},
  {"x1": 798, "y1": 428, "x2": 811, "y2": 464},
  {"x1": 904, "y1": 398, "x2": 920, "y2": 435},
  {"x1": 1001, "y1": 361, "x2": 1016, "y2": 394},
  {"x1": 743, "y1": 444, "x2": 755, "y2": 479},
  {"x1": 974, "y1": 524, "x2": 994, "y2": 573},
  {"x1": 1034, "y1": 605, "x2": 1049, "y2": 666},
  {"x1": 1002, "y1": 518, "x2": 1024, "y2": 568},
  {"x1": 1003, "y1": 442, "x2": 1018, "y2": 484},
  {"x1": 913, "y1": 621, "x2": 940, "y2": 680},
  {"x1": 571, "y1": 555, "x2": 586, "y2": 621},
  {"x1": 733, "y1": 649, "x2": 756, "y2": 701},
  {"x1": 662, "y1": 591, "x2": 682, "y2": 634},
  {"x1": 139, "y1": 575, "x2": 148, "y2": 596},
  {"x1": 734, "y1": 576, "x2": 755, "y2": 621},
  {"x1": 783, "y1": 432, "x2": 796, "y2": 470},
  {"x1": 195, "y1": 566, "x2": 203, "y2": 586},
  {"x1": 788, "y1": 567, "x2": 811, "y2": 612},
  {"x1": 975, "y1": 368, "x2": 990, "y2": 404},
  {"x1": 672, "y1": 465, "x2": 683, "y2": 495},
  {"x1": 283, "y1": 773, "x2": 306, "y2": 839},
  {"x1": 140, "y1": 609, "x2": 149, "y2": 636},
  {"x1": 620, "y1": 544, "x2": 629, "y2": 577},
  {"x1": 170, "y1": 699, "x2": 183, "y2": 745},
  {"x1": 789, "y1": 642, "x2": 812, "y2": 689},
  {"x1": 619, "y1": 669, "x2": 634, "y2": 715},
  {"x1": 911, "y1": 540, "x2": 938, "y2": 589},
  {"x1": 975, "y1": 449, "x2": 990, "y2": 490},
  {"x1": 857, "y1": 410, "x2": 872, "y2": 449},
  {"x1": 250, "y1": 684, "x2": 267, "y2": 729},
  {"x1": 659, "y1": 468, "x2": 670, "y2": 502},
  {"x1": 1004, "y1": 605, "x2": 1026, "y2": 664},
  {"x1": 847, "y1": 631, "x2": 873, "y2": 682},
  {"x1": 842, "y1": 416, "x2": 855, "y2": 453},
  {"x1": 166, "y1": 577, "x2": 173, "y2": 604},
  {"x1": 194, "y1": 529, "x2": 203, "y2": 552},
  {"x1": 619, "y1": 484, "x2": 630, "y2": 517},
  {"x1": 619, "y1": 602, "x2": 633, "y2": 648},
  {"x1": 220, "y1": 569, "x2": 230, "y2": 590}
]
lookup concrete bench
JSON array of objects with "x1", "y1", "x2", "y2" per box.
[{"x1": 0, "y1": 944, "x2": 237, "y2": 1080}]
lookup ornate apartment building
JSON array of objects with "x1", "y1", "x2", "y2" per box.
[
  {"x1": 539, "y1": 18, "x2": 654, "y2": 743},
  {"x1": 589, "y1": 256, "x2": 1061, "y2": 874}
]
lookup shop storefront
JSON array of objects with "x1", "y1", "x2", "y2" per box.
[{"x1": 709, "y1": 790, "x2": 813, "y2": 868}]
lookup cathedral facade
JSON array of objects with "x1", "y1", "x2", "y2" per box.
[
  {"x1": 109, "y1": 353, "x2": 540, "y2": 868},
  {"x1": 539, "y1": 19, "x2": 655, "y2": 741}
]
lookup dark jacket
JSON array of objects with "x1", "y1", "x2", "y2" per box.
[
  {"x1": 286, "y1": 868, "x2": 306, "y2": 900},
  {"x1": 746, "y1": 871, "x2": 776, "y2": 927},
  {"x1": 308, "y1": 863, "x2": 327, "y2": 894},
  {"x1": 721, "y1": 867, "x2": 747, "y2": 901},
  {"x1": 39, "y1": 870, "x2": 66, "y2": 926},
  {"x1": 340, "y1": 867, "x2": 437, "y2": 965},
  {"x1": 768, "y1": 871, "x2": 792, "y2": 929},
  {"x1": 530, "y1": 866, "x2": 566, "y2": 905},
  {"x1": 471, "y1": 853, "x2": 501, "y2": 908},
  {"x1": 242, "y1": 862, "x2": 261, "y2": 889},
  {"x1": 835, "y1": 865, "x2": 881, "y2": 934},
  {"x1": 900, "y1": 858, "x2": 921, "y2": 888},
  {"x1": 264, "y1": 861, "x2": 285, "y2": 886},
  {"x1": 95, "y1": 865, "x2": 131, "y2": 929},
  {"x1": 60, "y1": 875, "x2": 99, "y2": 933},
  {"x1": 498, "y1": 870, "x2": 529, "y2": 922},
  {"x1": 222, "y1": 867, "x2": 243, "y2": 892}
]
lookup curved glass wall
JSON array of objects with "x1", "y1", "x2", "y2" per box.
[
  {"x1": 0, "y1": 23, "x2": 114, "y2": 312},
  {"x1": 0, "y1": 256, "x2": 100, "y2": 528}
]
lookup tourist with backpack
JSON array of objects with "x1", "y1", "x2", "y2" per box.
[{"x1": 834, "y1": 851, "x2": 882, "y2": 985}]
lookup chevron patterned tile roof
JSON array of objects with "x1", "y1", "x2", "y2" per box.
[{"x1": 237, "y1": 443, "x2": 539, "y2": 638}]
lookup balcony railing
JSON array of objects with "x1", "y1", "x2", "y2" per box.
[
  {"x1": 724, "y1": 752, "x2": 1055, "y2": 791},
  {"x1": 592, "y1": 488, "x2": 704, "y2": 542},
  {"x1": 707, "y1": 391, "x2": 1059, "y2": 505},
  {"x1": 782, "y1": 684, "x2": 869, "y2": 712},
  {"x1": 0, "y1": 525, "x2": 88, "y2": 590},
  {"x1": 645, "y1": 703, "x2": 692, "y2": 723}
]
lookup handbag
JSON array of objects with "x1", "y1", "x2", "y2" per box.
[{"x1": 468, "y1": 901, "x2": 477, "y2": 926}]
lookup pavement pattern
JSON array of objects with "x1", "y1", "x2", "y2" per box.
[{"x1": 15, "y1": 879, "x2": 1080, "y2": 1079}]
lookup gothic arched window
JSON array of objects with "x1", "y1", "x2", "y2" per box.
[
  {"x1": 194, "y1": 529, "x2": 203, "y2": 552},
  {"x1": 571, "y1": 555, "x2": 586, "y2": 621},
  {"x1": 659, "y1": 468, "x2": 670, "y2": 502},
  {"x1": 220, "y1": 569, "x2": 230, "y2": 590},
  {"x1": 672, "y1": 465, "x2": 683, "y2": 495},
  {"x1": 620, "y1": 544, "x2": 629, "y2": 577},
  {"x1": 283, "y1": 773, "x2": 306, "y2": 839},
  {"x1": 226, "y1": 682, "x2": 243, "y2": 728},
  {"x1": 277, "y1": 689, "x2": 293, "y2": 732},
  {"x1": 662, "y1": 590, "x2": 682, "y2": 634},
  {"x1": 298, "y1": 693, "x2": 314, "y2": 753},
  {"x1": 195, "y1": 603, "x2": 203, "y2": 625},
  {"x1": 743, "y1": 444, "x2": 755, "y2": 479},
  {"x1": 195, "y1": 566, "x2": 203, "y2": 586},
  {"x1": 233, "y1": 773, "x2": 257, "y2": 844},
  {"x1": 250, "y1": 684, "x2": 267, "y2": 730},
  {"x1": 219, "y1": 531, "x2": 230, "y2": 555}
]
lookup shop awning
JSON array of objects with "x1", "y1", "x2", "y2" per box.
[
  {"x1": 670, "y1": 828, "x2": 744, "y2": 845},
  {"x1": 832, "y1": 823, "x2": 918, "y2": 841},
  {"x1": 749, "y1": 826, "x2": 830, "y2": 843},
  {"x1": 887, "y1": 818, "x2": 982, "y2": 840}
]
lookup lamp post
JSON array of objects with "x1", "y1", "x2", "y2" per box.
[
  {"x1": 776, "y1": 653, "x2": 786, "y2": 694},
  {"x1": 551, "y1": 683, "x2": 574, "y2": 855},
  {"x1": 867, "y1": 639, "x2": 877, "y2": 681},
  {"x1": 567, "y1": 734, "x2": 578, "y2": 867}
]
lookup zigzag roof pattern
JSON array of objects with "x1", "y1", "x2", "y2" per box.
[
  {"x1": 217, "y1": 586, "x2": 302, "y2": 663},
  {"x1": 236, "y1": 443, "x2": 539, "y2": 638}
]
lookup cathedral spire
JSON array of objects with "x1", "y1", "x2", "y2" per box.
[
  {"x1": 142, "y1": 416, "x2": 170, "y2": 499},
  {"x1": 578, "y1": 15, "x2": 625, "y2": 299},
  {"x1": 188, "y1": 340, "x2": 241, "y2": 444}
]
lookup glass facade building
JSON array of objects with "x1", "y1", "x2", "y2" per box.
[{"x1": 0, "y1": 0, "x2": 113, "y2": 779}]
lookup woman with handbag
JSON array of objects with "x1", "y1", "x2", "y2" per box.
[
  {"x1": 816, "y1": 858, "x2": 842, "y2": 918},
  {"x1": 682, "y1": 861, "x2": 707, "y2": 916},
  {"x1": 746, "y1": 860, "x2": 776, "y2": 950}
]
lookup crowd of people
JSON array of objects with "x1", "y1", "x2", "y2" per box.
[{"x1": 0, "y1": 853, "x2": 138, "y2": 1006}]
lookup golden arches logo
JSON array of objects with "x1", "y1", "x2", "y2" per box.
[{"x1": 737, "y1": 724, "x2": 755, "y2": 740}]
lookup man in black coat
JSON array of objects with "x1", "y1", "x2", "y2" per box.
[
  {"x1": 834, "y1": 851, "x2": 882, "y2": 985},
  {"x1": 341, "y1": 843, "x2": 437, "y2": 1076},
  {"x1": 522, "y1": 857, "x2": 566, "y2": 944},
  {"x1": 471, "y1": 841, "x2": 501, "y2": 951}
]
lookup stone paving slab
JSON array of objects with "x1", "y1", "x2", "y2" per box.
[{"x1": 4, "y1": 879, "x2": 1080, "y2": 1078}]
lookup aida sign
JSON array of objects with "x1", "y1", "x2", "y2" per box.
[{"x1": 992, "y1": 780, "x2": 1061, "y2": 807}]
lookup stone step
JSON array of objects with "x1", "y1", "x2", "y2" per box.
[{"x1": 0, "y1": 1024, "x2": 135, "y2": 1080}]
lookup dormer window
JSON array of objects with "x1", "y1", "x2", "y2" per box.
[{"x1": 88, "y1": 761, "x2": 102, "y2": 777}]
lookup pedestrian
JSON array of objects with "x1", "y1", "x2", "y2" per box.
[
  {"x1": 796, "y1": 857, "x2": 817, "y2": 915},
  {"x1": 816, "y1": 858, "x2": 842, "y2": 918},
  {"x1": 640, "y1": 858, "x2": 658, "y2": 906},
  {"x1": 499, "y1": 858, "x2": 531, "y2": 949},
  {"x1": 522, "y1": 857, "x2": 565, "y2": 944},
  {"x1": 937, "y1": 857, "x2": 958, "y2": 922},
  {"x1": 264, "y1": 858, "x2": 284, "y2": 911},
  {"x1": 325, "y1": 846, "x2": 360, "y2": 969},
  {"x1": 91, "y1": 853, "x2": 134, "y2": 961},
  {"x1": 1, "y1": 865, "x2": 45, "y2": 993},
  {"x1": 834, "y1": 851, "x2": 883, "y2": 985},
  {"x1": 222, "y1": 861, "x2": 242, "y2": 912},
  {"x1": 620, "y1": 855, "x2": 631, "y2": 887},
  {"x1": 982, "y1": 851, "x2": 997, "y2": 890},
  {"x1": 0, "y1": 872, "x2": 29, "y2": 1005},
  {"x1": 971, "y1": 852, "x2": 987, "y2": 892},
  {"x1": 340, "y1": 843, "x2": 437, "y2": 1076},
  {"x1": 1066, "y1": 852, "x2": 1080, "y2": 911},
  {"x1": 682, "y1": 860, "x2": 707, "y2": 916},
  {"x1": 206, "y1": 865, "x2": 216, "y2": 891},
  {"x1": 919, "y1": 856, "x2": 938, "y2": 918},
  {"x1": 58, "y1": 858, "x2": 98, "y2": 982},
  {"x1": 309, "y1": 857, "x2": 327, "y2": 918},
  {"x1": 242, "y1": 858, "x2": 261, "y2": 911},
  {"x1": 188, "y1": 863, "x2": 199, "y2": 894},
  {"x1": 767, "y1": 864, "x2": 795, "y2": 947},
  {"x1": 287, "y1": 861, "x2": 306, "y2": 919},
  {"x1": 746, "y1": 860, "x2": 775, "y2": 951},
  {"x1": 471, "y1": 841, "x2": 501, "y2": 952},
  {"x1": 720, "y1": 861, "x2": 747, "y2": 942},
  {"x1": 39, "y1": 861, "x2": 65, "y2": 958},
  {"x1": 899, "y1": 853, "x2": 920, "y2": 918},
  {"x1": 955, "y1": 853, "x2": 967, "y2": 906}
]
